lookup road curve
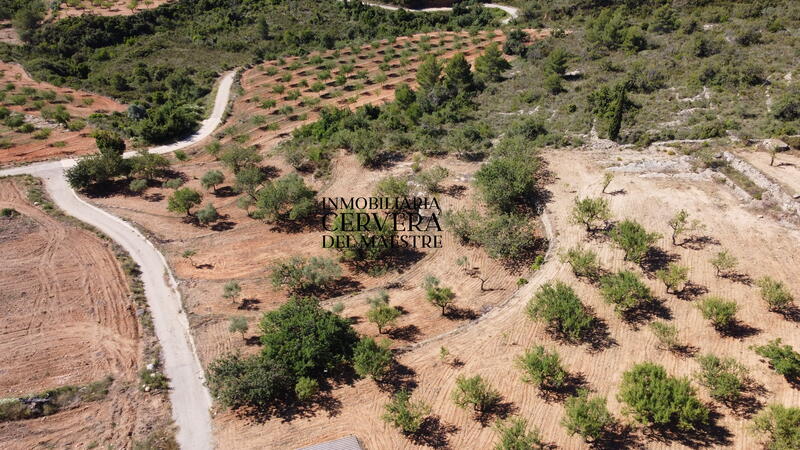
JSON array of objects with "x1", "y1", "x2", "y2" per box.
[
  {"x1": 0, "y1": 71, "x2": 235, "y2": 449},
  {"x1": 357, "y1": 1, "x2": 519, "y2": 24}
]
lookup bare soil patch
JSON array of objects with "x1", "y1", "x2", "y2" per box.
[
  {"x1": 53, "y1": 0, "x2": 172, "y2": 19},
  {"x1": 0, "y1": 177, "x2": 171, "y2": 448}
]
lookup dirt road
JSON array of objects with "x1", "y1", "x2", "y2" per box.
[
  {"x1": 356, "y1": 1, "x2": 519, "y2": 24},
  {"x1": 0, "y1": 71, "x2": 235, "y2": 450}
]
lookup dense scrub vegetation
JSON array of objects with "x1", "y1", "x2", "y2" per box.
[
  {"x1": 480, "y1": 0, "x2": 800, "y2": 144},
  {"x1": 2, "y1": 0, "x2": 502, "y2": 144}
]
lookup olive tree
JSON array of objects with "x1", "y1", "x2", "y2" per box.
[
  {"x1": 382, "y1": 389, "x2": 431, "y2": 435},
  {"x1": 694, "y1": 354, "x2": 748, "y2": 403},
  {"x1": 201, "y1": 170, "x2": 225, "y2": 193},
  {"x1": 757, "y1": 276, "x2": 794, "y2": 312},
  {"x1": 196, "y1": 203, "x2": 219, "y2": 225},
  {"x1": 167, "y1": 188, "x2": 202, "y2": 216},
  {"x1": 599, "y1": 270, "x2": 652, "y2": 314},
  {"x1": 516, "y1": 345, "x2": 567, "y2": 389},
  {"x1": 655, "y1": 263, "x2": 689, "y2": 294},
  {"x1": 423, "y1": 275, "x2": 456, "y2": 315},
  {"x1": 451, "y1": 374, "x2": 501, "y2": 416},
  {"x1": 367, "y1": 302, "x2": 401, "y2": 334},
  {"x1": 270, "y1": 256, "x2": 342, "y2": 293},
  {"x1": 353, "y1": 337, "x2": 393, "y2": 380},
  {"x1": 494, "y1": 417, "x2": 544, "y2": 450},
  {"x1": 710, "y1": 249, "x2": 738, "y2": 277},
  {"x1": 618, "y1": 362, "x2": 709, "y2": 430},
  {"x1": 668, "y1": 209, "x2": 704, "y2": 246},
  {"x1": 229, "y1": 316, "x2": 249, "y2": 340},
  {"x1": 752, "y1": 339, "x2": 800, "y2": 381},
  {"x1": 696, "y1": 296, "x2": 738, "y2": 331},
  {"x1": 219, "y1": 282, "x2": 242, "y2": 306},
  {"x1": 560, "y1": 246, "x2": 601, "y2": 281},
  {"x1": 751, "y1": 404, "x2": 800, "y2": 449},
  {"x1": 570, "y1": 197, "x2": 611, "y2": 233},
  {"x1": 649, "y1": 321, "x2": 681, "y2": 351},
  {"x1": 610, "y1": 219, "x2": 661, "y2": 264},
  {"x1": 562, "y1": 390, "x2": 614, "y2": 442},
  {"x1": 526, "y1": 282, "x2": 594, "y2": 342}
]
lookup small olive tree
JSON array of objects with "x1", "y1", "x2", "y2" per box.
[
  {"x1": 560, "y1": 246, "x2": 602, "y2": 281},
  {"x1": 668, "y1": 209, "x2": 704, "y2": 246},
  {"x1": 696, "y1": 296, "x2": 738, "y2": 331},
  {"x1": 655, "y1": 263, "x2": 689, "y2": 294},
  {"x1": 516, "y1": 346, "x2": 567, "y2": 390},
  {"x1": 694, "y1": 354, "x2": 748, "y2": 404},
  {"x1": 382, "y1": 389, "x2": 431, "y2": 435},
  {"x1": 562, "y1": 390, "x2": 614, "y2": 442},
  {"x1": 451, "y1": 374, "x2": 501, "y2": 416},
  {"x1": 710, "y1": 249, "x2": 738, "y2": 277},
  {"x1": 570, "y1": 197, "x2": 611, "y2": 233},
  {"x1": 757, "y1": 276, "x2": 794, "y2": 312},
  {"x1": 610, "y1": 219, "x2": 661, "y2": 264}
]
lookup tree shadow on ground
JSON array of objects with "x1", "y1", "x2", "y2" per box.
[
  {"x1": 409, "y1": 415, "x2": 459, "y2": 449},
  {"x1": 778, "y1": 304, "x2": 800, "y2": 322},
  {"x1": 240, "y1": 388, "x2": 343, "y2": 424},
  {"x1": 211, "y1": 220, "x2": 236, "y2": 232},
  {"x1": 726, "y1": 379, "x2": 768, "y2": 419},
  {"x1": 606, "y1": 188, "x2": 627, "y2": 196},
  {"x1": 388, "y1": 324, "x2": 422, "y2": 342},
  {"x1": 311, "y1": 276, "x2": 363, "y2": 300},
  {"x1": 643, "y1": 409, "x2": 733, "y2": 448},
  {"x1": 376, "y1": 361, "x2": 418, "y2": 395},
  {"x1": 244, "y1": 336, "x2": 261, "y2": 346},
  {"x1": 475, "y1": 398, "x2": 518, "y2": 428},
  {"x1": 676, "y1": 281, "x2": 708, "y2": 301},
  {"x1": 143, "y1": 192, "x2": 164, "y2": 202},
  {"x1": 584, "y1": 314, "x2": 618, "y2": 354},
  {"x1": 721, "y1": 271, "x2": 753, "y2": 286},
  {"x1": 444, "y1": 305, "x2": 479, "y2": 321},
  {"x1": 679, "y1": 235, "x2": 720, "y2": 250},
  {"x1": 668, "y1": 344, "x2": 699, "y2": 358},
  {"x1": 718, "y1": 320, "x2": 761, "y2": 339},
  {"x1": 621, "y1": 297, "x2": 672, "y2": 329},
  {"x1": 212, "y1": 186, "x2": 238, "y2": 198},
  {"x1": 538, "y1": 372, "x2": 589, "y2": 403},
  {"x1": 640, "y1": 247, "x2": 680, "y2": 273},
  {"x1": 238, "y1": 298, "x2": 261, "y2": 311},
  {"x1": 444, "y1": 184, "x2": 467, "y2": 198},
  {"x1": 592, "y1": 423, "x2": 646, "y2": 449}
]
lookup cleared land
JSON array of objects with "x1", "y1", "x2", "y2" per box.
[
  {"x1": 0, "y1": 62, "x2": 126, "y2": 166},
  {"x1": 211, "y1": 148, "x2": 800, "y2": 449},
  {"x1": 0, "y1": 177, "x2": 171, "y2": 448},
  {"x1": 53, "y1": 0, "x2": 172, "y2": 19}
]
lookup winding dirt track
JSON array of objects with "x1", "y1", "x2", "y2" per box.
[
  {"x1": 0, "y1": 72, "x2": 235, "y2": 450},
  {"x1": 356, "y1": 1, "x2": 519, "y2": 24}
]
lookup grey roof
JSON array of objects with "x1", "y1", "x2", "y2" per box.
[{"x1": 297, "y1": 435, "x2": 364, "y2": 450}]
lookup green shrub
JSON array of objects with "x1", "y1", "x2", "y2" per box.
[
  {"x1": 696, "y1": 296, "x2": 738, "y2": 330},
  {"x1": 516, "y1": 345, "x2": 567, "y2": 389},
  {"x1": 618, "y1": 362, "x2": 709, "y2": 430},
  {"x1": 562, "y1": 390, "x2": 614, "y2": 442},
  {"x1": 526, "y1": 282, "x2": 593, "y2": 342},
  {"x1": 752, "y1": 404, "x2": 800, "y2": 450},
  {"x1": 694, "y1": 354, "x2": 748, "y2": 403},
  {"x1": 752, "y1": 339, "x2": 800, "y2": 380},
  {"x1": 599, "y1": 271, "x2": 652, "y2": 314}
]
